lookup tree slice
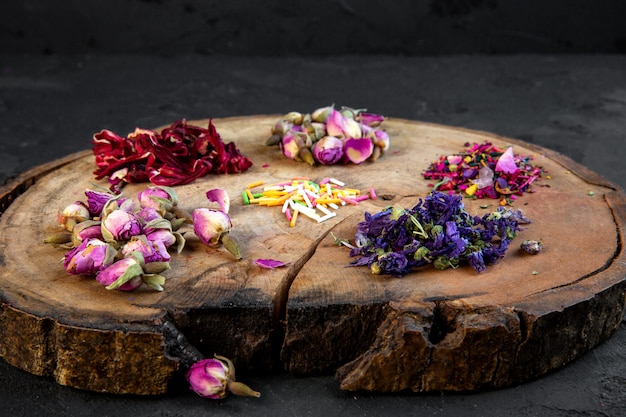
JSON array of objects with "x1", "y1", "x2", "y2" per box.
[{"x1": 0, "y1": 116, "x2": 624, "y2": 395}]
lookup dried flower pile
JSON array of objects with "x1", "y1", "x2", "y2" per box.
[
  {"x1": 92, "y1": 119, "x2": 253, "y2": 193},
  {"x1": 266, "y1": 105, "x2": 389, "y2": 165},
  {"x1": 242, "y1": 177, "x2": 377, "y2": 227},
  {"x1": 45, "y1": 186, "x2": 240, "y2": 291},
  {"x1": 423, "y1": 142, "x2": 546, "y2": 203},
  {"x1": 345, "y1": 191, "x2": 530, "y2": 276}
]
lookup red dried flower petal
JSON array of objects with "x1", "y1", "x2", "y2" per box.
[{"x1": 92, "y1": 119, "x2": 253, "y2": 191}]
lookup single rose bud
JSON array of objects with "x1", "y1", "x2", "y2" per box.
[
  {"x1": 101, "y1": 209, "x2": 143, "y2": 242},
  {"x1": 71, "y1": 219, "x2": 103, "y2": 247},
  {"x1": 311, "y1": 105, "x2": 334, "y2": 123},
  {"x1": 96, "y1": 252, "x2": 156, "y2": 291},
  {"x1": 138, "y1": 185, "x2": 179, "y2": 214},
  {"x1": 63, "y1": 238, "x2": 117, "y2": 276},
  {"x1": 84, "y1": 189, "x2": 119, "y2": 218},
  {"x1": 192, "y1": 208, "x2": 232, "y2": 246},
  {"x1": 282, "y1": 111, "x2": 304, "y2": 125},
  {"x1": 279, "y1": 131, "x2": 301, "y2": 160},
  {"x1": 186, "y1": 355, "x2": 260, "y2": 399},
  {"x1": 356, "y1": 112, "x2": 385, "y2": 127},
  {"x1": 312, "y1": 136, "x2": 344, "y2": 165},
  {"x1": 121, "y1": 234, "x2": 171, "y2": 263},
  {"x1": 343, "y1": 137, "x2": 374, "y2": 164},
  {"x1": 326, "y1": 109, "x2": 362, "y2": 139},
  {"x1": 58, "y1": 201, "x2": 91, "y2": 232}
]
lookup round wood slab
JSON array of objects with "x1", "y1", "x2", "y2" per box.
[{"x1": 1, "y1": 116, "x2": 625, "y2": 395}]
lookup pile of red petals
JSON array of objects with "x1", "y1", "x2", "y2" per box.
[
  {"x1": 93, "y1": 119, "x2": 253, "y2": 193},
  {"x1": 423, "y1": 141, "x2": 547, "y2": 202}
]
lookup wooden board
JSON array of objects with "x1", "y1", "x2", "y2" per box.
[{"x1": 1, "y1": 116, "x2": 625, "y2": 395}]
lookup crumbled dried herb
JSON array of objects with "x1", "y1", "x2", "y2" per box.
[
  {"x1": 347, "y1": 191, "x2": 530, "y2": 276},
  {"x1": 423, "y1": 141, "x2": 546, "y2": 204}
]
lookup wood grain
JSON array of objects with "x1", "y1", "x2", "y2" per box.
[{"x1": 1, "y1": 116, "x2": 624, "y2": 394}]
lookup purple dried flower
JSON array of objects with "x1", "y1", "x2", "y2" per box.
[
  {"x1": 348, "y1": 191, "x2": 527, "y2": 275},
  {"x1": 312, "y1": 136, "x2": 344, "y2": 165}
]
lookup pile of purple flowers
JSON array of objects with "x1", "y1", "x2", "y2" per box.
[
  {"x1": 348, "y1": 191, "x2": 530, "y2": 276},
  {"x1": 46, "y1": 185, "x2": 240, "y2": 291},
  {"x1": 266, "y1": 105, "x2": 390, "y2": 165}
]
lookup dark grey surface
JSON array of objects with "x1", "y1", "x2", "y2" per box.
[
  {"x1": 1, "y1": 54, "x2": 625, "y2": 416},
  {"x1": 2, "y1": 1, "x2": 625, "y2": 55}
]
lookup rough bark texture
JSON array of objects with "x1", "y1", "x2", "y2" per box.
[{"x1": 1, "y1": 116, "x2": 624, "y2": 394}]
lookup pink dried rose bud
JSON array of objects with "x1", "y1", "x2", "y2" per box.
[
  {"x1": 343, "y1": 137, "x2": 374, "y2": 164},
  {"x1": 355, "y1": 112, "x2": 385, "y2": 127},
  {"x1": 95, "y1": 253, "x2": 166, "y2": 291},
  {"x1": 192, "y1": 208, "x2": 232, "y2": 246},
  {"x1": 326, "y1": 108, "x2": 362, "y2": 138},
  {"x1": 101, "y1": 209, "x2": 143, "y2": 242},
  {"x1": 312, "y1": 136, "x2": 344, "y2": 165},
  {"x1": 96, "y1": 255, "x2": 144, "y2": 291},
  {"x1": 279, "y1": 131, "x2": 302, "y2": 160},
  {"x1": 71, "y1": 220, "x2": 104, "y2": 247},
  {"x1": 137, "y1": 185, "x2": 179, "y2": 213},
  {"x1": 84, "y1": 189, "x2": 119, "y2": 217},
  {"x1": 63, "y1": 238, "x2": 117, "y2": 276},
  {"x1": 311, "y1": 105, "x2": 334, "y2": 123},
  {"x1": 58, "y1": 201, "x2": 91, "y2": 232},
  {"x1": 121, "y1": 235, "x2": 171, "y2": 263},
  {"x1": 186, "y1": 355, "x2": 260, "y2": 399},
  {"x1": 192, "y1": 208, "x2": 241, "y2": 259}
]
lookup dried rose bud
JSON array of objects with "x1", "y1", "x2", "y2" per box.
[
  {"x1": 58, "y1": 201, "x2": 90, "y2": 232},
  {"x1": 311, "y1": 105, "x2": 334, "y2": 123},
  {"x1": 356, "y1": 112, "x2": 385, "y2": 127},
  {"x1": 71, "y1": 219, "x2": 104, "y2": 247},
  {"x1": 312, "y1": 136, "x2": 344, "y2": 165},
  {"x1": 186, "y1": 355, "x2": 260, "y2": 399},
  {"x1": 279, "y1": 131, "x2": 301, "y2": 160},
  {"x1": 326, "y1": 109, "x2": 362, "y2": 139},
  {"x1": 64, "y1": 238, "x2": 117, "y2": 276},
  {"x1": 121, "y1": 235, "x2": 171, "y2": 263},
  {"x1": 84, "y1": 189, "x2": 119, "y2": 218},
  {"x1": 521, "y1": 240, "x2": 543, "y2": 255},
  {"x1": 192, "y1": 208, "x2": 232, "y2": 246},
  {"x1": 96, "y1": 255, "x2": 145, "y2": 291},
  {"x1": 101, "y1": 209, "x2": 143, "y2": 242},
  {"x1": 343, "y1": 137, "x2": 374, "y2": 164},
  {"x1": 138, "y1": 185, "x2": 178, "y2": 214}
]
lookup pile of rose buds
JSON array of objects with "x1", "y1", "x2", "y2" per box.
[
  {"x1": 266, "y1": 105, "x2": 390, "y2": 165},
  {"x1": 45, "y1": 185, "x2": 240, "y2": 292}
]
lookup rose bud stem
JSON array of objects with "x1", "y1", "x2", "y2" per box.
[
  {"x1": 227, "y1": 380, "x2": 261, "y2": 398},
  {"x1": 44, "y1": 231, "x2": 73, "y2": 245},
  {"x1": 298, "y1": 147, "x2": 315, "y2": 166},
  {"x1": 221, "y1": 233, "x2": 242, "y2": 260}
]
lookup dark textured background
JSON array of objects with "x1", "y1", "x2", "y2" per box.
[
  {"x1": 2, "y1": 0, "x2": 625, "y2": 55},
  {"x1": 1, "y1": 2, "x2": 626, "y2": 417}
]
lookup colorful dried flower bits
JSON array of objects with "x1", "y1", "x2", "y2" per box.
[
  {"x1": 266, "y1": 105, "x2": 390, "y2": 166},
  {"x1": 242, "y1": 177, "x2": 376, "y2": 227},
  {"x1": 423, "y1": 141, "x2": 547, "y2": 204},
  {"x1": 92, "y1": 119, "x2": 253, "y2": 193},
  {"x1": 347, "y1": 191, "x2": 530, "y2": 276}
]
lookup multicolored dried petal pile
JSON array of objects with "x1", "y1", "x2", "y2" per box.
[
  {"x1": 92, "y1": 119, "x2": 253, "y2": 192},
  {"x1": 346, "y1": 191, "x2": 530, "y2": 276},
  {"x1": 266, "y1": 105, "x2": 389, "y2": 165},
  {"x1": 423, "y1": 141, "x2": 547, "y2": 204}
]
